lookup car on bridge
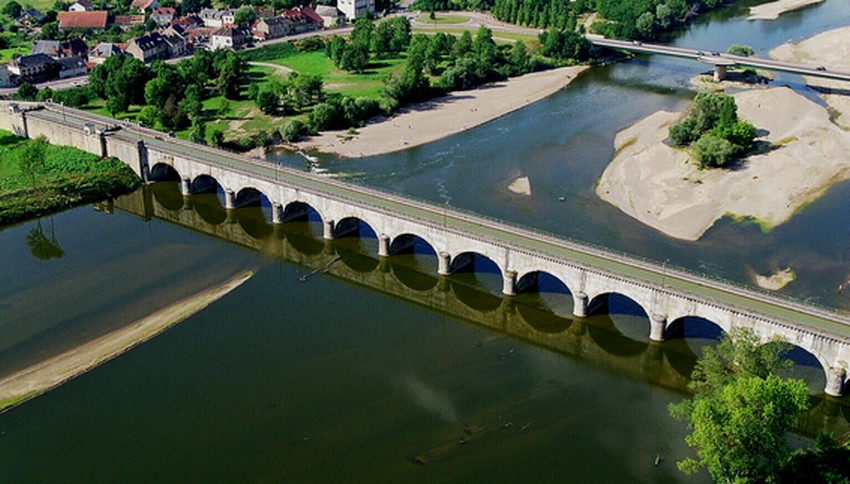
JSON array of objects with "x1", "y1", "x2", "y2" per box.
[{"x1": 816, "y1": 65, "x2": 827, "y2": 71}]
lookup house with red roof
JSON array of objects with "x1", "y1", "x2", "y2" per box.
[
  {"x1": 57, "y1": 11, "x2": 109, "y2": 30},
  {"x1": 151, "y1": 7, "x2": 175, "y2": 25}
]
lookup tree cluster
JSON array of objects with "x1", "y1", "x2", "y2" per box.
[
  {"x1": 668, "y1": 91, "x2": 756, "y2": 168},
  {"x1": 491, "y1": 0, "x2": 586, "y2": 30},
  {"x1": 592, "y1": 0, "x2": 728, "y2": 40},
  {"x1": 88, "y1": 49, "x2": 246, "y2": 132},
  {"x1": 669, "y1": 328, "x2": 811, "y2": 483}
]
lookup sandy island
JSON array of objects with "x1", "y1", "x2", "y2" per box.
[
  {"x1": 0, "y1": 270, "x2": 254, "y2": 412},
  {"x1": 748, "y1": 0, "x2": 825, "y2": 20},
  {"x1": 293, "y1": 66, "x2": 588, "y2": 158},
  {"x1": 596, "y1": 25, "x2": 850, "y2": 243}
]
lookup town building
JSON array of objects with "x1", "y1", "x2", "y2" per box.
[
  {"x1": 57, "y1": 11, "x2": 109, "y2": 30},
  {"x1": 68, "y1": 0, "x2": 93, "y2": 12},
  {"x1": 337, "y1": 0, "x2": 374, "y2": 22},
  {"x1": 314, "y1": 5, "x2": 341, "y2": 27},
  {"x1": 129, "y1": 0, "x2": 159, "y2": 11},
  {"x1": 199, "y1": 8, "x2": 235, "y2": 28},
  {"x1": 210, "y1": 27, "x2": 247, "y2": 50},
  {"x1": 125, "y1": 33, "x2": 169, "y2": 63},
  {"x1": 8, "y1": 53, "x2": 58, "y2": 83},
  {"x1": 150, "y1": 7, "x2": 176, "y2": 26},
  {"x1": 88, "y1": 42, "x2": 127, "y2": 64}
]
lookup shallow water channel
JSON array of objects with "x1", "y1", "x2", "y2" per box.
[{"x1": 3, "y1": 1, "x2": 850, "y2": 481}]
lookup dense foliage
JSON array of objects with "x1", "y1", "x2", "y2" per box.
[
  {"x1": 0, "y1": 133, "x2": 139, "y2": 224},
  {"x1": 669, "y1": 328, "x2": 811, "y2": 483},
  {"x1": 668, "y1": 91, "x2": 756, "y2": 168}
]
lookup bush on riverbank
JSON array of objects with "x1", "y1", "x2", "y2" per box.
[{"x1": 0, "y1": 132, "x2": 140, "y2": 224}]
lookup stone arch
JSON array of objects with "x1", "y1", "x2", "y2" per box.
[
  {"x1": 765, "y1": 341, "x2": 829, "y2": 394},
  {"x1": 388, "y1": 233, "x2": 437, "y2": 257},
  {"x1": 447, "y1": 251, "x2": 503, "y2": 311},
  {"x1": 332, "y1": 216, "x2": 378, "y2": 240},
  {"x1": 279, "y1": 201, "x2": 325, "y2": 255},
  {"x1": 514, "y1": 271, "x2": 574, "y2": 332},
  {"x1": 333, "y1": 217, "x2": 379, "y2": 273},
  {"x1": 586, "y1": 292, "x2": 652, "y2": 357},
  {"x1": 148, "y1": 162, "x2": 180, "y2": 181},
  {"x1": 191, "y1": 174, "x2": 222, "y2": 195},
  {"x1": 387, "y1": 233, "x2": 439, "y2": 292},
  {"x1": 234, "y1": 187, "x2": 268, "y2": 209},
  {"x1": 664, "y1": 316, "x2": 727, "y2": 380}
]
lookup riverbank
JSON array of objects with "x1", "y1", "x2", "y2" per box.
[
  {"x1": 748, "y1": 0, "x2": 825, "y2": 20},
  {"x1": 292, "y1": 66, "x2": 588, "y2": 158},
  {"x1": 0, "y1": 133, "x2": 139, "y2": 224},
  {"x1": 0, "y1": 270, "x2": 254, "y2": 412},
  {"x1": 595, "y1": 87, "x2": 850, "y2": 241}
]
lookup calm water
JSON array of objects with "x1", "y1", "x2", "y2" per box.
[
  {"x1": 270, "y1": 0, "x2": 850, "y2": 311},
  {"x1": 3, "y1": 1, "x2": 850, "y2": 481}
]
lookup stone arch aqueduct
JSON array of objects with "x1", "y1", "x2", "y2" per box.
[{"x1": 5, "y1": 102, "x2": 850, "y2": 396}]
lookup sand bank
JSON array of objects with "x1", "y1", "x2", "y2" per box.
[
  {"x1": 0, "y1": 270, "x2": 254, "y2": 412},
  {"x1": 748, "y1": 0, "x2": 824, "y2": 20},
  {"x1": 294, "y1": 66, "x2": 588, "y2": 158},
  {"x1": 595, "y1": 87, "x2": 850, "y2": 241},
  {"x1": 770, "y1": 26, "x2": 850, "y2": 129}
]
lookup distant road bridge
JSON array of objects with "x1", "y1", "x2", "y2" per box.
[
  {"x1": 4, "y1": 102, "x2": 850, "y2": 396},
  {"x1": 590, "y1": 37, "x2": 850, "y2": 82}
]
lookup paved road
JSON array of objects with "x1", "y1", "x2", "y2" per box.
[{"x1": 29, "y1": 103, "x2": 850, "y2": 341}]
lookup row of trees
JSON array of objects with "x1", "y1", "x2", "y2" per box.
[
  {"x1": 670, "y1": 328, "x2": 850, "y2": 483},
  {"x1": 668, "y1": 91, "x2": 756, "y2": 168}
]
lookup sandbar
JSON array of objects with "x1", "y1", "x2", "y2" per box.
[
  {"x1": 293, "y1": 66, "x2": 588, "y2": 158},
  {"x1": 0, "y1": 270, "x2": 254, "y2": 412},
  {"x1": 770, "y1": 26, "x2": 850, "y2": 129},
  {"x1": 748, "y1": 0, "x2": 825, "y2": 20},
  {"x1": 596, "y1": 87, "x2": 850, "y2": 241}
]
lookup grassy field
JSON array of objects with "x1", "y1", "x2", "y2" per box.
[
  {"x1": 1, "y1": 0, "x2": 55, "y2": 11},
  {"x1": 0, "y1": 36, "x2": 31, "y2": 65},
  {"x1": 0, "y1": 130, "x2": 139, "y2": 224}
]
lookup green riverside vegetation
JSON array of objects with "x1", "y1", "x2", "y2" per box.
[{"x1": 0, "y1": 131, "x2": 139, "y2": 224}]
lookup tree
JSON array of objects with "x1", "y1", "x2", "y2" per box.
[
  {"x1": 2, "y1": 1, "x2": 22, "y2": 19},
  {"x1": 189, "y1": 119, "x2": 206, "y2": 144},
  {"x1": 727, "y1": 44, "x2": 754, "y2": 57},
  {"x1": 216, "y1": 51, "x2": 246, "y2": 100},
  {"x1": 255, "y1": 86, "x2": 279, "y2": 114},
  {"x1": 669, "y1": 328, "x2": 811, "y2": 483},
  {"x1": 18, "y1": 136, "x2": 49, "y2": 190},
  {"x1": 280, "y1": 119, "x2": 305, "y2": 142},
  {"x1": 635, "y1": 11, "x2": 655, "y2": 38},
  {"x1": 692, "y1": 134, "x2": 734, "y2": 168},
  {"x1": 15, "y1": 82, "x2": 38, "y2": 101},
  {"x1": 777, "y1": 433, "x2": 850, "y2": 483},
  {"x1": 234, "y1": 6, "x2": 256, "y2": 27}
]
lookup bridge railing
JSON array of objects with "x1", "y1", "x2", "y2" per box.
[{"x1": 37, "y1": 103, "x2": 850, "y2": 328}]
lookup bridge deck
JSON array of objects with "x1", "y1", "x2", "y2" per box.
[
  {"x1": 590, "y1": 38, "x2": 850, "y2": 82},
  {"x1": 28, "y1": 105, "x2": 850, "y2": 342}
]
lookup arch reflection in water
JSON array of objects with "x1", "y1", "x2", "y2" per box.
[
  {"x1": 111, "y1": 187, "x2": 850, "y2": 436},
  {"x1": 514, "y1": 271, "x2": 573, "y2": 333}
]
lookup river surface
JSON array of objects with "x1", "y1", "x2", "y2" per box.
[{"x1": 2, "y1": 1, "x2": 850, "y2": 482}]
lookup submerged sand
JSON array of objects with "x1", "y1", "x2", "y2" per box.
[
  {"x1": 294, "y1": 66, "x2": 588, "y2": 158},
  {"x1": 748, "y1": 0, "x2": 825, "y2": 20},
  {"x1": 0, "y1": 271, "x2": 254, "y2": 412},
  {"x1": 596, "y1": 87, "x2": 850, "y2": 241}
]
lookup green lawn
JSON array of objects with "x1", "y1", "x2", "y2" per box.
[
  {"x1": 268, "y1": 50, "x2": 405, "y2": 99},
  {"x1": 419, "y1": 14, "x2": 469, "y2": 25},
  {"x1": 0, "y1": 36, "x2": 32, "y2": 64},
  {"x1": 1, "y1": 0, "x2": 55, "y2": 11}
]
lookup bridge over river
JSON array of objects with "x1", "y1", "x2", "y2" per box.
[
  {"x1": 590, "y1": 37, "x2": 850, "y2": 82},
  {"x1": 4, "y1": 102, "x2": 850, "y2": 396}
]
